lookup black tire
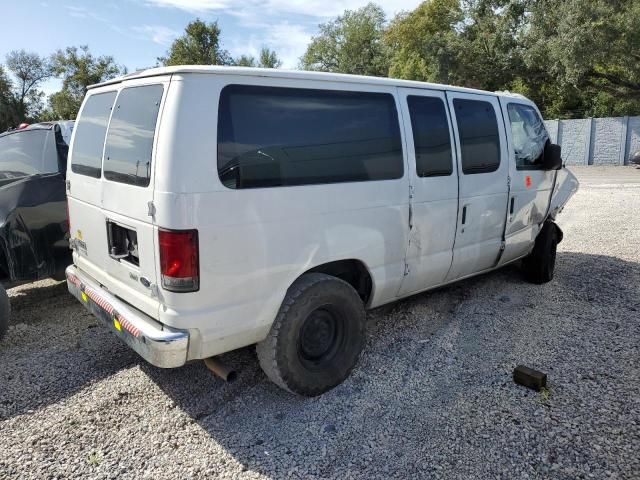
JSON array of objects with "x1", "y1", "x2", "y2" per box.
[
  {"x1": 0, "y1": 284, "x2": 10, "y2": 341},
  {"x1": 522, "y1": 221, "x2": 559, "y2": 284},
  {"x1": 256, "y1": 273, "x2": 366, "y2": 396}
]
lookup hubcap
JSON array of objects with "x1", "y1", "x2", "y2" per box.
[{"x1": 299, "y1": 308, "x2": 341, "y2": 365}]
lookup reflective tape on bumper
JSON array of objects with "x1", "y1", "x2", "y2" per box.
[{"x1": 66, "y1": 265, "x2": 189, "y2": 368}]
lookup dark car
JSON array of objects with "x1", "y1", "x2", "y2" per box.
[{"x1": 0, "y1": 121, "x2": 73, "y2": 339}]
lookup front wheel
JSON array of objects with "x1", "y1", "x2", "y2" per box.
[
  {"x1": 0, "y1": 284, "x2": 10, "y2": 341},
  {"x1": 256, "y1": 273, "x2": 366, "y2": 396},
  {"x1": 522, "y1": 221, "x2": 560, "y2": 284}
]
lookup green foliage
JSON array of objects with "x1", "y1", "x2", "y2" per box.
[
  {"x1": 523, "y1": 0, "x2": 640, "y2": 117},
  {"x1": 2, "y1": 3, "x2": 637, "y2": 125},
  {"x1": 4, "y1": 50, "x2": 51, "y2": 121},
  {"x1": 385, "y1": 0, "x2": 463, "y2": 83},
  {"x1": 302, "y1": 0, "x2": 640, "y2": 118},
  {"x1": 47, "y1": 46, "x2": 125, "y2": 120},
  {"x1": 258, "y1": 47, "x2": 283, "y2": 69},
  {"x1": 301, "y1": 3, "x2": 389, "y2": 76},
  {"x1": 234, "y1": 48, "x2": 282, "y2": 68},
  {"x1": 0, "y1": 65, "x2": 19, "y2": 131},
  {"x1": 159, "y1": 19, "x2": 233, "y2": 66}
]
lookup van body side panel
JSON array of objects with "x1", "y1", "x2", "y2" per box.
[{"x1": 153, "y1": 74, "x2": 409, "y2": 358}]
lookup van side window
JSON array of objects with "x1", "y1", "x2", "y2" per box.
[
  {"x1": 407, "y1": 96, "x2": 453, "y2": 177},
  {"x1": 71, "y1": 91, "x2": 116, "y2": 178},
  {"x1": 217, "y1": 85, "x2": 403, "y2": 189},
  {"x1": 507, "y1": 103, "x2": 549, "y2": 170},
  {"x1": 453, "y1": 99, "x2": 500, "y2": 174},
  {"x1": 104, "y1": 85, "x2": 164, "y2": 187}
]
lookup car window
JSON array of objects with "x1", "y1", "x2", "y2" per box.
[
  {"x1": 217, "y1": 85, "x2": 404, "y2": 189},
  {"x1": 453, "y1": 98, "x2": 501, "y2": 174},
  {"x1": 104, "y1": 85, "x2": 164, "y2": 187},
  {"x1": 0, "y1": 129, "x2": 59, "y2": 178},
  {"x1": 71, "y1": 91, "x2": 117, "y2": 178},
  {"x1": 507, "y1": 103, "x2": 549, "y2": 170},
  {"x1": 407, "y1": 96, "x2": 453, "y2": 177}
]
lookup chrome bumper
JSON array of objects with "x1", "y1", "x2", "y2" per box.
[{"x1": 65, "y1": 265, "x2": 189, "y2": 368}]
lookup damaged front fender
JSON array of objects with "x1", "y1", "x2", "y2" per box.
[{"x1": 548, "y1": 167, "x2": 579, "y2": 221}]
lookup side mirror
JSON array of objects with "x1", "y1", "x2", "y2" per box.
[{"x1": 543, "y1": 142, "x2": 562, "y2": 170}]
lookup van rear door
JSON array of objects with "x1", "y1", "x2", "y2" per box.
[{"x1": 67, "y1": 77, "x2": 169, "y2": 318}]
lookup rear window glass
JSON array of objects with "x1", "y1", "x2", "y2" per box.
[
  {"x1": 71, "y1": 91, "x2": 116, "y2": 178},
  {"x1": 453, "y1": 99, "x2": 501, "y2": 174},
  {"x1": 104, "y1": 85, "x2": 163, "y2": 187},
  {"x1": 217, "y1": 85, "x2": 403, "y2": 189},
  {"x1": 407, "y1": 96, "x2": 453, "y2": 177},
  {"x1": 0, "y1": 129, "x2": 58, "y2": 179}
]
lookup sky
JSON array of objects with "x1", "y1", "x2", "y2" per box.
[{"x1": 0, "y1": 0, "x2": 423, "y2": 97}]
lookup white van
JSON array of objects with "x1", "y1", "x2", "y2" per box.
[{"x1": 65, "y1": 66, "x2": 578, "y2": 396}]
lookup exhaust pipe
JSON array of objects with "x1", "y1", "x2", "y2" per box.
[{"x1": 204, "y1": 357, "x2": 237, "y2": 382}]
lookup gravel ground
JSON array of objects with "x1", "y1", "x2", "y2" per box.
[{"x1": 1, "y1": 166, "x2": 639, "y2": 479}]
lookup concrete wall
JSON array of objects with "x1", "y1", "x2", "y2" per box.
[{"x1": 544, "y1": 116, "x2": 639, "y2": 166}]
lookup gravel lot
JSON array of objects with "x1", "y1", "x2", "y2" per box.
[{"x1": 1, "y1": 166, "x2": 639, "y2": 479}]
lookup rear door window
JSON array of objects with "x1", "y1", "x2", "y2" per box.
[
  {"x1": 407, "y1": 96, "x2": 453, "y2": 177},
  {"x1": 453, "y1": 99, "x2": 501, "y2": 174},
  {"x1": 217, "y1": 85, "x2": 403, "y2": 189},
  {"x1": 71, "y1": 91, "x2": 116, "y2": 178},
  {"x1": 104, "y1": 85, "x2": 163, "y2": 187}
]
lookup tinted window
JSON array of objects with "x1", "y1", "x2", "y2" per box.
[
  {"x1": 453, "y1": 99, "x2": 500, "y2": 174},
  {"x1": 0, "y1": 130, "x2": 59, "y2": 178},
  {"x1": 104, "y1": 85, "x2": 163, "y2": 187},
  {"x1": 407, "y1": 96, "x2": 453, "y2": 177},
  {"x1": 217, "y1": 85, "x2": 403, "y2": 189},
  {"x1": 507, "y1": 103, "x2": 548, "y2": 170},
  {"x1": 71, "y1": 92, "x2": 116, "y2": 178}
]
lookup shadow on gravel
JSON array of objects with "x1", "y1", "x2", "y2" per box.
[
  {"x1": 142, "y1": 251, "x2": 640, "y2": 478},
  {"x1": 0, "y1": 281, "x2": 140, "y2": 420}
]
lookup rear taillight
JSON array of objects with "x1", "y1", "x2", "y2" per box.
[{"x1": 159, "y1": 229, "x2": 199, "y2": 292}]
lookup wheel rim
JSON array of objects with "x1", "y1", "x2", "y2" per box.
[{"x1": 298, "y1": 307, "x2": 344, "y2": 369}]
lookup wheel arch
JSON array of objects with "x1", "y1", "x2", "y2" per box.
[{"x1": 303, "y1": 259, "x2": 375, "y2": 307}]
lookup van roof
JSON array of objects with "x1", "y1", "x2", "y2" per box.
[{"x1": 89, "y1": 65, "x2": 527, "y2": 100}]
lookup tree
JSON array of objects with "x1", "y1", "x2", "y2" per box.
[
  {"x1": 5, "y1": 50, "x2": 51, "y2": 120},
  {"x1": 522, "y1": 0, "x2": 640, "y2": 117},
  {"x1": 159, "y1": 19, "x2": 232, "y2": 66},
  {"x1": 301, "y1": 3, "x2": 389, "y2": 76},
  {"x1": 234, "y1": 47, "x2": 282, "y2": 68},
  {"x1": 48, "y1": 45, "x2": 125, "y2": 119},
  {"x1": 384, "y1": 0, "x2": 464, "y2": 83},
  {"x1": 0, "y1": 65, "x2": 19, "y2": 131},
  {"x1": 258, "y1": 47, "x2": 282, "y2": 69}
]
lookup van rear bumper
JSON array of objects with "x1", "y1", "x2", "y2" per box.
[{"x1": 65, "y1": 265, "x2": 189, "y2": 368}]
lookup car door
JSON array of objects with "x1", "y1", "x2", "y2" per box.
[
  {"x1": 68, "y1": 77, "x2": 169, "y2": 318},
  {"x1": 445, "y1": 92, "x2": 509, "y2": 281},
  {"x1": 397, "y1": 88, "x2": 459, "y2": 296},
  {"x1": 497, "y1": 99, "x2": 556, "y2": 265}
]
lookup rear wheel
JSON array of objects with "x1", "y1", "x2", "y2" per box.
[
  {"x1": 522, "y1": 221, "x2": 559, "y2": 284},
  {"x1": 256, "y1": 273, "x2": 366, "y2": 396},
  {"x1": 0, "y1": 284, "x2": 10, "y2": 341}
]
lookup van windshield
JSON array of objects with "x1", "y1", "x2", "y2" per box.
[{"x1": 0, "y1": 129, "x2": 59, "y2": 179}]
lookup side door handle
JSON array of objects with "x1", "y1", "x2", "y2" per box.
[
  {"x1": 510, "y1": 197, "x2": 515, "y2": 215},
  {"x1": 461, "y1": 205, "x2": 467, "y2": 225}
]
